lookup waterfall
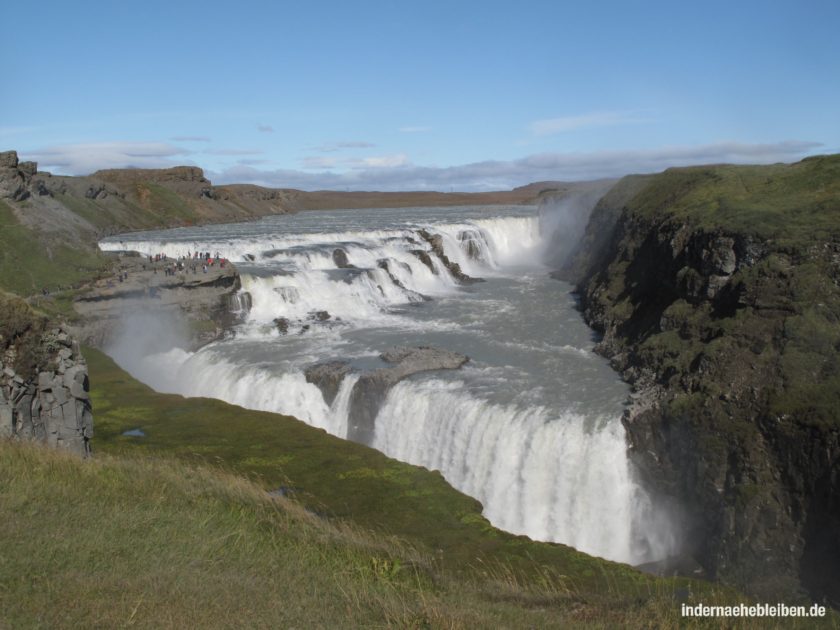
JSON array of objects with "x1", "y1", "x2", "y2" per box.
[
  {"x1": 372, "y1": 378, "x2": 674, "y2": 564},
  {"x1": 101, "y1": 205, "x2": 678, "y2": 565}
]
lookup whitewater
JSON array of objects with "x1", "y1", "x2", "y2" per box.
[{"x1": 101, "y1": 203, "x2": 677, "y2": 565}]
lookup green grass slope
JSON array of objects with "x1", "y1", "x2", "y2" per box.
[
  {"x1": 1, "y1": 439, "x2": 775, "y2": 629},
  {"x1": 0, "y1": 441, "x2": 560, "y2": 628},
  {"x1": 85, "y1": 348, "x2": 633, "y2": 583},
  {"x1": 0, "y1": 199, "x2": 107, "y2": 297},
  {"x1": 77, "y1": 347, "x2": 765, "y2": 627},
  {"x1": 626, "y1": 155, "x2": 840, "y2": 244}
]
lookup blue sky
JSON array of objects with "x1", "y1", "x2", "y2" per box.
[{"x1": 3, "y1": 0, "x2": 838, "y2": 191}]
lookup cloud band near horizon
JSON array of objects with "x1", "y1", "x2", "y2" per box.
[{"x1": 18, "y1": 139, "x2": 824, "y2": 192}]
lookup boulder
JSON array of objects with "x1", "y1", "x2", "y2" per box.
[
  {"x1": 332, "y1": 248, "x2": 355, "y2": 269},
  {"x1": 304, "y1": 360, "x2": 352, "y2": 406},
  {"x1": 379, "y1": 346, "x2": 469, "y2": 376},
  {"x1": 0, "y1": 151, "x2": 18, "y2": 168},
  {"x1": 309, "y1": 310, "x2": 331, "y2": 322},
  {"x1": 18, "y1": 161, "x2": 37, "y2": 177},
  {"x1": 273, "y1": 317, "x2": 290, "y2": 334},
  {"x1": 0, "y1": 167, "x2": 27, "y2": 200}
]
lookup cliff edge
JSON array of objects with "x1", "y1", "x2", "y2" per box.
[
  {"x1": 1, "y1": 292, "x2": 92, "y2": 456},
  {"x1": 558, "y1": 155, "x2": 840, "y2": 605}
]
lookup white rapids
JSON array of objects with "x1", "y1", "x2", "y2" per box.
[{"x1": 101, "y1": 204, "x2": 678, "y2": 565}]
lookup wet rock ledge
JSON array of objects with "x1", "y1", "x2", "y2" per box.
[
  {"x1": 306, "y1": 346, "x2": 469, "y2": 444},
  {"x1": 71, "y1": 251, "x2": 243, "y2": 350}
]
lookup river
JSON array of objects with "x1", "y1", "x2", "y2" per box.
[{"x1": 100, "y1": 203, "x2": 676, "y2": 565}]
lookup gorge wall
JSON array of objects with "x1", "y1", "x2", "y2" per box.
[
  {"x1": 0, "y1": 292, "x2": 92, "y2": 456},
  {"x1": 556, "y1": 156, "x2": 840, "y2": 605}
]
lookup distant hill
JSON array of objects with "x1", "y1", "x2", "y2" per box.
[{"x1": 0, "y1": 149, "x2": 572, "y2": 296}]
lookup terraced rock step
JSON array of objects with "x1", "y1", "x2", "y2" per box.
[
  {"x1": 306, "y1": 346, "x2": 470, "y2": 444},
  {"x1": 70, "y1": 252, "x2": 242, "y2": 349}
]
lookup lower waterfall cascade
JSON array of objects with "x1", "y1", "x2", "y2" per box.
[{"x1": 102, "y1": 204, "x2": 679, "y2": 565}]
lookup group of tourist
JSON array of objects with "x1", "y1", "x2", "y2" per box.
[
  {"x1": 144, "y1": 251, "x2": 228, "y2": 276},
  {"x1": 187, "y1": 251, "x2": 228, "y2": 269}
]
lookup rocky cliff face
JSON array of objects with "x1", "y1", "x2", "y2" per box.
[
  {"x1": 1, "y1": 294, "x2": 92, "y2": 457},
  {"x1": 0, "y1": 150, "x2": 42, "y2": 201},
  {"x1": 0, "y1": 150, "x2": 298, "y2": 248},
  {"x1": 560, "y1": 158, "x2": 840, "y2": 605},
  {"x1": 71, "y1": 253, "x2": 243, "y2": 351}
]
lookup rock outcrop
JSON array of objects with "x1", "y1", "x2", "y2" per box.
[
  {"x1": 332, "y1": 248, "x2": 355, "y2": 269},
  {"x1": 306, "y1": 346, "x2": 469, "y2": 444},
  {"x1": 0, "y1": 150, "x2": 39, "y2": 201},
  {"x1": 417, "y1": 229, "x2": 483, "y2": 284},
  {"x1": 71, "y1": 252, "x2": 243, "y2": 350},
  {"x1": 304, "y1": 360, "x2": 353, "y2": 406},
  {"x1": 1, "y1": 293, "x2": 92, "y2": 456}
]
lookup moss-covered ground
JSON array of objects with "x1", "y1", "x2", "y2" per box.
[
  {"x1": 626, "y1": 155, "x2": 840, "y2": 245},
  {"x1": 74, "y1": 347, "x2": 787, "y2": 627},
  {"x1": 0, "y1": 199, "x2": 108, "y2": 299}
]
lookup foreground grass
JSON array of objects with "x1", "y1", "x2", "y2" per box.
[
  {"x1": 74, "y1": 347, "x2": 836, "y2": 628},
  {"x1": 0, "y1": 441, "x2": 533, "y2": 628},
  {"x1": 5, "y1": 441, "x2": 818, "y2": 629}
]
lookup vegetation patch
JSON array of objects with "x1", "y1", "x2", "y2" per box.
[
  {"x1": 2, "y1": 435, "x2": 768, "y2": 627},
  {"x1": 625, "y1": 155, "x2": 840, "y2": 244},
  {"x1": 81, "y1": 347, "x2": 752, "y2": 621},
  {"x1": 0, "y1": 200, "x2": 107, "y2": 297},
  {"x1": 0, "y1": 291, "x2": 49, "y2": 374}
]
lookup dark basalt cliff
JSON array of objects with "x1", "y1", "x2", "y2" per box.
[
  {"x1": 1, "y1": 292, "x2": 92, "y2": 457},
  {"x1": 557, "y1": 156, "x2": 840, "y2": 605}
]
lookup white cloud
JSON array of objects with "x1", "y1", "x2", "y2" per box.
[
  {"x1": 302, "y1": 153, "x2": 410, "y2": 170},
  {"x1": 204, "y1": 148, "x2": 263, "y2": 156},
  {"x1": 530, "y1": 111, "x2": 650, "y2": 136},
  {"x1": 237, "y1": 158, "x2": 271, "y2": 166},
  {"x1": 302, "y1": 156, "x2": 339, "y2": 169},
  {"x1": 20, "y1": 139, "x2": 823, "y2": 190},
  {"x1": 23, "y1": 141, "x2": 193, "y2": 175},
  {"x1": 257, "y1": 124, "x2": 275, "y2": 133},
  {"x1": 348, "y1": 154, "x2": 410, "y2": 169},
  {"x1": 170, "y1": 135, "x2": 211, "y2": 142},
  {"x1": 311, "y1": 141, "x2": 376, "y2": 152},
  {"x1": 209, "y1": 140, "x2": 823, "y2": 192}
]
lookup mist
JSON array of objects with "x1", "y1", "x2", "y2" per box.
[
  {"x1": 538, "y1": 182, "x2": 615, "y2": 269},
  {"x1": 106, "y1": 306, "x2": 192, "y2": 393}
]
